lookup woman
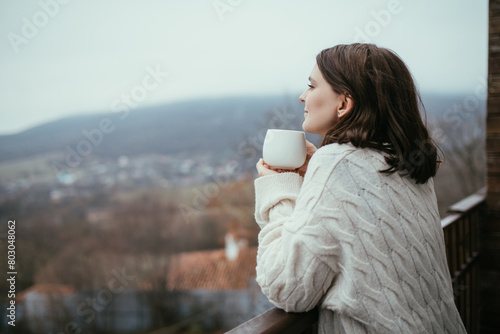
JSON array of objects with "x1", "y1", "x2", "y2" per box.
[{"x1": 254, "y1": 43, "x2": 466, "y2": 333}]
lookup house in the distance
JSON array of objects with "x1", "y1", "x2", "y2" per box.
[
  {"x1": 14, "y1": 284, "x2": 78, "y2": 333},
  {"x1": 149, "y1": 231, "x2": 273, "y2": 331}
]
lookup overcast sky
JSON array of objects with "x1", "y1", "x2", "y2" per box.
[{"x1": 0, "y1": 0, "x2": 488, "y2": 135}]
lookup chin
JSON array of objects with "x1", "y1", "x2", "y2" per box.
[{"x1": 302, "y1": 122, "x2": 310, "y2": 133}]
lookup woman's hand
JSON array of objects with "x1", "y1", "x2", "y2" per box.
[
  {"x1": 296, "y1": 140, "x2": 317, "y2": 177},
  {"x1": 256, "y1": 141, "x2": 317, "y2": 178},
  {"x1": 256, "y1": 158, "x2": 280, "y2": 177}
]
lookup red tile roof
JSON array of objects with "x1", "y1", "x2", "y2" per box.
[{"x1": 17, "y1": 284, "x2": 76, "y2": 302}]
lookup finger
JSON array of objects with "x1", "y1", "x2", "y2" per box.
[
  {"x1": 305, "y1": 141, "x2": 317, "y2": 154},
  {"x1": 256, "y1": 162, "x2": 267, "y2": 176},
  {"x1": 256, "y1": 159, "x2": 280, "y2": 177},
  {"x1": 305, "y1": 140, "x2": 317, "y2": 148},
  {"x1": 264, "y1": 163, "x2": 279, "y2": 171}
]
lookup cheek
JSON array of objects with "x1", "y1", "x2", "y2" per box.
[
  {"x1": 309, "y1": 93, "x2": 333, "y2": 120},
  {"x1": 306, "y1": 96, "x2": 326, "y2": 119},
  {"x1": 307, "y1": 92, "x2": 323, "y2": 110}
]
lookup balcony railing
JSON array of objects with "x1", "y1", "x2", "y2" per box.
[
  {"x1": 442, "y1": 187, "x2": 485, "y2": 334},
  {"x1": 226, "y1": 307, "x2": 318, "y2": 334},
  {"x1": 227, "y1": 188, "x2": 486, "y2": 334}
]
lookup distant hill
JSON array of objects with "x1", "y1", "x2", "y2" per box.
[
  {"x1": 0, "y1": 93, "x2": 485, "y2": 163},
  {"x1": 0, "y1": 95, "x2": 305, "y2": 163}
]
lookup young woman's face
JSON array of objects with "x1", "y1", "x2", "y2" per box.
[{"x1": 299, "y1": 64, "x2": 345, "y2": 136}]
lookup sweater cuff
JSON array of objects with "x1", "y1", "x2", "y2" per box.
[{"x1": 254, "y1": 172, "x2": 303, "y2": 228}]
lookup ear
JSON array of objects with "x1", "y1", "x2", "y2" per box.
[{"x1": 338, "y1": 95, "x2": 353, "y2": 119}]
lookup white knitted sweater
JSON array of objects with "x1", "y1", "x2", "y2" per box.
[{"x1": 254, "y1": 143, "x2": 466, "y2": 333}]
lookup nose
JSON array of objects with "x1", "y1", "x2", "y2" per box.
[{"x1": 299, "y1": 90, "x2": 307, "y2": 103}]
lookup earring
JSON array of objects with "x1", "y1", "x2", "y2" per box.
[{"x1": 338, "y1": 111, "x2": 341, "y2": 117}]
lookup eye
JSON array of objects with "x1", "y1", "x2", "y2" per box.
[{"x1": 307, "y1": 84, "x2": 314, "y2": 89}]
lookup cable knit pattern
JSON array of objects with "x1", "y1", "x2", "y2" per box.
[{"x1": 254, "y1": 143, "x2": 466, "y2": 334}]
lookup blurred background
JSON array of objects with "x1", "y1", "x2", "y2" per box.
[{"x1": 0, "y1": 0, "x2": 488, "y2": 333}]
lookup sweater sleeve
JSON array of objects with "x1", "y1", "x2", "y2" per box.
[{"x1": 254, "y1": 148, "x2": 352, "y2": 313}]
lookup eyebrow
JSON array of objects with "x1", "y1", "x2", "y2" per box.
[{"x1": 308, "y1": 76, "x2": 317, "y2": 84}]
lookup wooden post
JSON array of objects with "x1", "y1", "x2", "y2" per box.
[{"x1": 484, "y1": 1, "x2": 500, "y2": 332}]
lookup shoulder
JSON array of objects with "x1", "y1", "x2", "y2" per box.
[
  {"x1": 305, "y1": 143, "x2": 388, "y2": 185},
  {"x1": 310, "y1": 143, "x2": 385, "y2": 169},
  {"x1": 309, "y1": 143, "x2": 355, "y2": 166}
]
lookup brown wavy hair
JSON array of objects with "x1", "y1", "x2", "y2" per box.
[{"x1": 316, "y1": 43, "x2": 440, "y2": 184}]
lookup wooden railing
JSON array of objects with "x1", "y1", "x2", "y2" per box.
[
  {"x1": 227, "y1": 188, "x2": 486, "y2": 334},
  {"x1": 226, "y1": 307, "x2": 318, "y2": 334},
  {"x1": 441, "y1": 187, "x2": 485, "y2": 334}
]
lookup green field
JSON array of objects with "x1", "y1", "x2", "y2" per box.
[{"x1": 0, "y1": 151, "x2": 63, "y2": 184}]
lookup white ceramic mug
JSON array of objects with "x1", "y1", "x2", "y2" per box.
[{"x1": 262, "y1": 129, "x2": 307, "y2": 169}]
